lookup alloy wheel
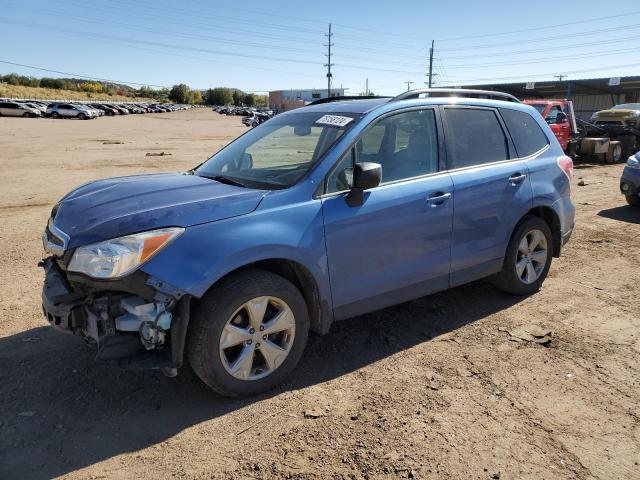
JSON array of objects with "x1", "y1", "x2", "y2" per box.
[
  {"x1": 516, "y1": 229, "x2": 548, "y2": 284},
  {"x1": 219, "y1": 296, "x2": 296, "y2": 381}
]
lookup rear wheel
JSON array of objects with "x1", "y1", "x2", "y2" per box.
[
  {"x1": 493, "y1": 216, "x2": 553, "y2": 295},
  {"x1": 626, "y1": 194, "x2": 640, "y2": 206},
  {"x1": 604, "y1": 141, "x2": 623, "y2": 164},
  {"x1": 50, "y1": 112, "x2": 59, "y2": 119},
  {"x1": 187, "y1": 269, "x2": 310, "y2": 397},
  {"x1": 22, "y1": 112, "x2": 32, "y2": 118}
]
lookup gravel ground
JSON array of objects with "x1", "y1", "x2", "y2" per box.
[{"x1": 0, "y1": 109, "x2": 638, "y2": 480}]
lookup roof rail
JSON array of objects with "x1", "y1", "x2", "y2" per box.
[
  {"x1": 307, "y1": 95, "x2": 391, "y2": 106},
  {"x1": 391, "y1": 88, "x2": 521, "y2": 103}
]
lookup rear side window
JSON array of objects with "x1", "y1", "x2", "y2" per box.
[
  {"x1": 500, "y1": 108, "x2": 549, "y2": 157},
  {"x1": 444, "y1": 108, "x2": 508, "y2": 169}
]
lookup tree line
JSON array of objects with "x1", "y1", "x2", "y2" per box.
[{"x1": 1, "y1": 73, "x2": 266, "y2": 106}]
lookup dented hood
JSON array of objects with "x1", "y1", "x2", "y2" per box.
[{"x1": 53, "y1": 173, "x2": 266, "y2": 248}]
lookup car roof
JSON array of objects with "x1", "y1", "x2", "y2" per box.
[{"x1": 286, "y1": 96, "x2": 537, "y2": 118}]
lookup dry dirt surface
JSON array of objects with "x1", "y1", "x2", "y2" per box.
[{"x1": 0, "y1": 109, "x2": 639, "y2": 480}]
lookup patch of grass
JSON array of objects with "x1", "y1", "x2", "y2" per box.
[{"x1": 0, "y1": 84, "x2": 153, "y2": 102}]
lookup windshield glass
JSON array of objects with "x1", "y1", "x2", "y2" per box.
[
  {"x1": 530, "y1": 104, "x2": 546, "y2": 115},
  {"x1": 195, "y1": 111, "x2": 360, "y2": 189},
  {"x1": 612, "y1": 103, "x2": 640, "y2": 110}
]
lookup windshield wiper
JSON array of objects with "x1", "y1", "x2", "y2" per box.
[{"x1": 197, "y1": 173, "x2": 247, "y2": 188}]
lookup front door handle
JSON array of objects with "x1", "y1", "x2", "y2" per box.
[
  {"x1": 426, "y1": 192, "x2": 452, "y2": 206},
  {"x1": 509, "y1": 173, "x2": 527, "y2": 185}
]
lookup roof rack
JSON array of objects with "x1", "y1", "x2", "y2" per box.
[
  {"x1": 307, "y1": 95, "x2": 391, "y2": 106},
  {"x1": 391, "y1": 88, "x2": 521, "y2": 103}
]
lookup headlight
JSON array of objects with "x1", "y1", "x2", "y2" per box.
[
  {"x1": 627, "y1": 156, "x2": 640, "y2": 169},
  {"x1": 628, "y1": 111, "x2": 640, "y2": 118},
  {"x1": 68, "y1": 227, "x2": 184, "y2": 278}
]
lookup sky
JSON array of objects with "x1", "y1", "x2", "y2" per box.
[{"x1": 1, "y1": 0, "x2": 639, "y2": 96}]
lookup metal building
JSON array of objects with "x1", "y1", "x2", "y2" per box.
[
  {"x1": 446, "y1": 76, "x2": 640, "y2": 120},
  {"x1": 269, "y1": 88, "x2": 346, "y2": 112}
]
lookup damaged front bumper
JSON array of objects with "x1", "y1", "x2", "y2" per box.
[{"x1": 41, "y1": 258, "x2": 191, "y2": 375}]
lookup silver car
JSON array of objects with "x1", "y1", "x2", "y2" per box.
[
  {"x1": 46, "y1": 103, "x2": 97, "y2": 119},
  {"x1": 0, "y1": 101, "x2": 42, "y2": 117}
]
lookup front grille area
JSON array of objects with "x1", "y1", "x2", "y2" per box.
[{"x1": 595, "y1": 120, "x2": 624, "y2": 127}]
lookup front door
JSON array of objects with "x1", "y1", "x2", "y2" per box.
[{"x1": 321, "y1": 108, "x2": 453, "y2": 320}]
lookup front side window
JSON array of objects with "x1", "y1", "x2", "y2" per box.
[
  {"x1": 500, "y1": 108, "x2": 549, "y2": 158},
  {"x1": 196, "y1": 111, "x2": 359, "y2": 189},
  {"x1": 325, "y1": 109, "x2": 439, "y2": 193},
  {"x1": 444, "y1": 108, "x2": 508, "y2": 169}
]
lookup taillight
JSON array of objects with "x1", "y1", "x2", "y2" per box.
[{"x1": 557, "y1": 155, "x2": 574, "y2": 182}]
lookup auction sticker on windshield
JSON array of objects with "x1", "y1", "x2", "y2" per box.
[{"x1": 315, "y1": 115, "x2": 353, "y2": 128}]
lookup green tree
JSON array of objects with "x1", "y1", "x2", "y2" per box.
[
  {"x1": 232, "y1": 89, "x2": 243, "y2": 106},
  {"x1": 191, "y1": 90, "x2": 203, "y2": 104},
  {"x1": 169, "y1": 83, "x2": 191, "y2": 103},
  {"x1": 204, "y1": 87, "x2": 233, "y2": 105},
  {"x1": 242, "y1": 92, "x2": 256, "y2": 107}
]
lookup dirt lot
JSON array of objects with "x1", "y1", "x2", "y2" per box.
[{"x1": 0, "y1": 109, "x2": 638, "y2": 480}]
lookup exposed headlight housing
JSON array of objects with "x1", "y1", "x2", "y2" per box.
[
  {"x1": 627, "y1": 155, "x2": 640, "y2": 169},
  {"x1": 68, "y1": 227, "x2": 184, "y2": 279},
  {"x1": 628, "y1": 111, "x2": 640, "y2": 118}
]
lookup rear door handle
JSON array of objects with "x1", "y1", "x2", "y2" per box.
[
  {"x1": 509, "y1": 173, "x2": 527, "y2": 185},
  {"x1": 426, "y1": 192, "x2": 452, "y2": 206}
]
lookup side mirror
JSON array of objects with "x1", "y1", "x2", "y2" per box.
[
  {"x1": 555, "y1": 111, "x2": 568, "y2": 124},
  {"x1": 346, "y1": 162, "x2": 382, "y2": 207}
]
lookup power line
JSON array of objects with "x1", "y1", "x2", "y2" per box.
[
  {"x1": 0, "y1": 60, "x2": 168, "y2": 87},
  {"x1": 439, "y1": 46, "x2": 640, "y2": 69},
  {"x1": 441, "y1": 34, "x2": 640, "y2": 60},
  {"x1": 437, "y1": 9, "x2": 640, "y2": 42},
  {"x1": 442, "y1": 62, "x2": 640, "y2": 85},
  {"x1": 438, "y1": 23, "x2": 640, "y2": 51}
]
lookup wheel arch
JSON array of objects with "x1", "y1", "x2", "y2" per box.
[
  {"x1": 518, "y1": 205, "x2": 562, "y2": 257},
  {"x1": 196, "y1": 258, "x2": 331, "y2": 335}
]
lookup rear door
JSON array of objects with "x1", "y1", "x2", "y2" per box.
[
  {"x1": 442, "y1": 106, "x2": 533, "y2": 286},
  {"x1": 321, "y1": 108, "x2": 454, "y2": 319}
]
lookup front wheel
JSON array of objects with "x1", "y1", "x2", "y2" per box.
[
  {"x1": 50, "y1": 112, "x2": 59, "y2": 119},
  {"x1": 493, "y1": 215, "x2": 553, "y2": 295},
  {"x1": 626, "y1": 194, "x2": 640, "y2": 206},
  {"x1": 187, "y1": 269, "x2": 310, "y2": 397},
  {"x1": 77, "y1": 113, "x2": 86, "y2": 120}
]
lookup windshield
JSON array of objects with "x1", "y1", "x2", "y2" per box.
[
  {"x1": 195, "y1": 111, "x2": 359, "y2": 189},
  {"x1": 612, "y1": 103, "x2": 640, "y2": 110},
  {"x1": 530, "y1": 104, "x2": 546, "y2": 115}
]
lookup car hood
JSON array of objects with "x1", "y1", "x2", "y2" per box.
[
  {"x1": 53, "y1": 173, "x2": 267, "y2": 248},
  {"x1": 594, "y1": 109, "x2": 638, "y2": 119}
]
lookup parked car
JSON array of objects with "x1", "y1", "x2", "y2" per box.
[
  {"x1": 46, "y1": 103, "x2": 97, "y2": 119},
  {"x1": 621, "y1": 151, "x2": 640, "y2": 206},
  {"x1": 0, "y1": 100, "x2": 42, "y2": 117},
  {"x1": 20, "y1": 102, "x2": 47, "y2": 114},
  {"x1": 41, "y1": 89, "x2": 574, "y2": 397},
  {"x1": 90, "y1": 103, "x2": 118, "y2": 116}
]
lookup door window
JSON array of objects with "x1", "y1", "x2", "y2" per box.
[
  {"x1": 444, "y1": 108, "x2": 509, "y2": 169},
  {"x1": 326, "y1": 109, "x2": 438, "y2": 192},
  {"x1": 500, "y1": 108, "x2": 549, "y2": 157}
]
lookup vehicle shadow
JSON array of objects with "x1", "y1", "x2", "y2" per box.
[
  {"x1": 0, "y1": 280, "x2": 525, "y2": 479},
  {"x1": 598, "y1": 205, "x2": 640, "y2": 224}
]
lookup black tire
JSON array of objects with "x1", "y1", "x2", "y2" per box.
[
  {"x1": 626, "y1": 195, "x2": 640, "y2": 206},
  {"x1": 492, "y1": 215, "x2": 554, "y2": 295},
  {"x1": 604, "y1": 142, "x2": 622, "y2": 164},
  {"x1": 22, "y1": 112, "x2": 32, "y2": 118},
  {"x1": 50, "y1": 112, "x2": 59, "y2": 119},
  {"x1": 78, "y1": 113, "x2": 86, "y2": 120},
  {"x1": 187, "y1": 269, "x2": 310, "y2": 397}
]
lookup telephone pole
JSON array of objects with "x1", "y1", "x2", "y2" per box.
[
  {"x1": 554, "y1": 74, "x2": 567, "y2": 81},
  {"x1": 324, "y1": 23, "x2": 334, "y2": 98},
  {"x1": 428, "y1": 40, "x2": 435, "y2": 88},
  {"x1": 405, "y1": 81, "x2": 414, "y2": 91},
  {"x1": 365, "y1": 78, "x2": 369, "y2": 96}
]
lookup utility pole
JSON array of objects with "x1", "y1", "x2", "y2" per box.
[
  {"x1": 554, "y1": 74, "x2": 567, "y2": 81},
  {"x1": 365, "y1": 78, "x2": 369, "y2": 96},
  {"x1": 405, "y1": 81, "x2": 414, "y2": 91},
  {"x1": 428, "y1": 40, "x2": 435, "y2": 88},
  {"x1": 324, "y1": 23, "x2": 334, "y2": 98}
]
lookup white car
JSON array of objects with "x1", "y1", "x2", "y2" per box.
[
  {"x1": 46, "y1": 103, "x2": 98, "y2": 119},
  {"x1": 0, "y1": 101, "x2": 42, "y2": 117}
]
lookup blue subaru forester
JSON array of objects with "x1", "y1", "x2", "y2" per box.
[{"x1": 41, "y1": 89, "x2": 575, "y2": 396}]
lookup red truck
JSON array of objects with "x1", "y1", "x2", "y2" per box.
[{"x1": 523, "y1": 99, "x2": 638, "y2": 164}]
